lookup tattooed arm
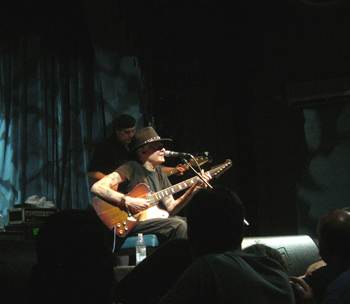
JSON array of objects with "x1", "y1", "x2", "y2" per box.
[{"x1": 90, "y1": 172, "x2": 150, "y2": 211}]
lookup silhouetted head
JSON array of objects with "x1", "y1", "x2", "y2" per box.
[
  {"x1": 317, "y1": 209, "x2": 350, "y2": 267},
  {"x1": 113, "y1": 114, "x2": 136, "y2": 147},
  {"x1": 186, "y1": 186, "x2": 245, "y2": 258},
  {"x1": 243, "y1": 244, "x2": 289, "y2": 273},
  {"x1": 112, "y1": 114, "x2": 136, "y2": 131}
]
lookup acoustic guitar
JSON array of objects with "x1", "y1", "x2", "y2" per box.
[{"x1": 92, "y1": 159, "x2": 232, "y2": 237}]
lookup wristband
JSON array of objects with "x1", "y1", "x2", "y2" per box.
[{"x1": 120, "y1": 195, "x2": 126, "y2": 204}]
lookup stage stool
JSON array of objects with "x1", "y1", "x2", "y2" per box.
[{"x1": 115, "y1": 234, "x2": 159, "y2": 266}]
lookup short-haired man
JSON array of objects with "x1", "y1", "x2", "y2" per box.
[
  {"x1": 87, "y1": 114, "x2": 136, "y2": 182},
  {"x1": 158, "y1": 187, "x2": 295, "y2": 304},
  {"x1": 290, "y1": 209, "x2": 350, "y2": 304}
]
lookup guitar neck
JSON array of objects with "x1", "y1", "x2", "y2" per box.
[
  {"x1": 165, "y1": 156, "x2": 210, "y2": 177},
  {"x1": 148, "y1": 176, "x2": 199, "y2": 204},
  {"x1": 148, "y1": 160, "x2": 232, "y2": 205},
  {"x1": 165, "y1": 164, "x2": 189, "y2": 177}
]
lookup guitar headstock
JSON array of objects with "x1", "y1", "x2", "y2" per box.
[
  {"x1": 166, "y1": 152, "x2": 213, "y2": 177},
  {"x1": 189, "y1": 152, "x2": 213, "y2": 167},
  {"x1": 210, "y1": 159, "x2": 232, "y2": 179}
]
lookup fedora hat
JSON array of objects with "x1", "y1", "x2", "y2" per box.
[{"x1": 129, "y1": 126, "x2": 172, "y2": 152}]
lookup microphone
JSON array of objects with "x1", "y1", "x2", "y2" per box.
[{"x1": 164, "y1": 150, "x2": 191, "y2": 157}]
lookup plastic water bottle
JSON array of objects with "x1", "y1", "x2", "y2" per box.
[
  {"x1": 135, "y1": 233, "x2": 147, "y2": 264},
  {"x1": 0, "y1": 210, "x2": 5, "y2": 232}
]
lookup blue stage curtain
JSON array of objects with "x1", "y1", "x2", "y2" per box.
[{"x1": 0, "y1": 32, "x2": 105, "y2": 212}]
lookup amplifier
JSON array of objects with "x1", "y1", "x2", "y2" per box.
[{"x1": 8, "y1": 207, "x2": 58, "y2": 225}]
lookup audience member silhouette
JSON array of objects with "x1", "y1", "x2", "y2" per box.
[
  {"x1": 27, "y1": 209, "x2": 116, "y2": 304},
  {"x1": 243, "y1": 243, "x2": 289, "y2": 273},
  {"x1": 290, "y1": 208, "x2": 350, "y2": 304},
  {"x1": 300, "y1": 208, "x2": 350, "y2": 279},
  {"x1": 158, "y1": 186, "x2": 295, "y2": 304}
]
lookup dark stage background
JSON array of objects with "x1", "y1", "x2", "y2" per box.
[{"x1": 1, "y1": 0, "x2": 350, "y2": 238}]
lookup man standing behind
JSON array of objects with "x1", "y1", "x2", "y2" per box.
[
  {"x1": 87, "y1": 114, "x2": 186, "y2": 185},
  {"x1": 87, "y1": 114, "x2": 136, "y2": 182}
]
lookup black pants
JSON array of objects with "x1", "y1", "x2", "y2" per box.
[{"x1": 114, "y1": 216, "x2": 187, "y2": 250}]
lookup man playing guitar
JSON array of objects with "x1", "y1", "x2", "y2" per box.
[{"x1": 91, "y1": 126, "x2": 212, "y2": 247}]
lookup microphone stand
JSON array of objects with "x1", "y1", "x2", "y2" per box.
[{"x1": 182, "y1": 155, "x2": 213, "y2": 189}]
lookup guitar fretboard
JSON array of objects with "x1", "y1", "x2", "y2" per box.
[
  {"x1": 147, "y1": 176, "x2": 199, "y2": 205},
  {"x1": 165, "y1": 168, "x2": 180, "y2": 177}
]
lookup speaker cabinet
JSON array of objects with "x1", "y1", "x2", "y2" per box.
[{"x1": 0, "y1": 234, "x2": 37, "y2": 304}]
